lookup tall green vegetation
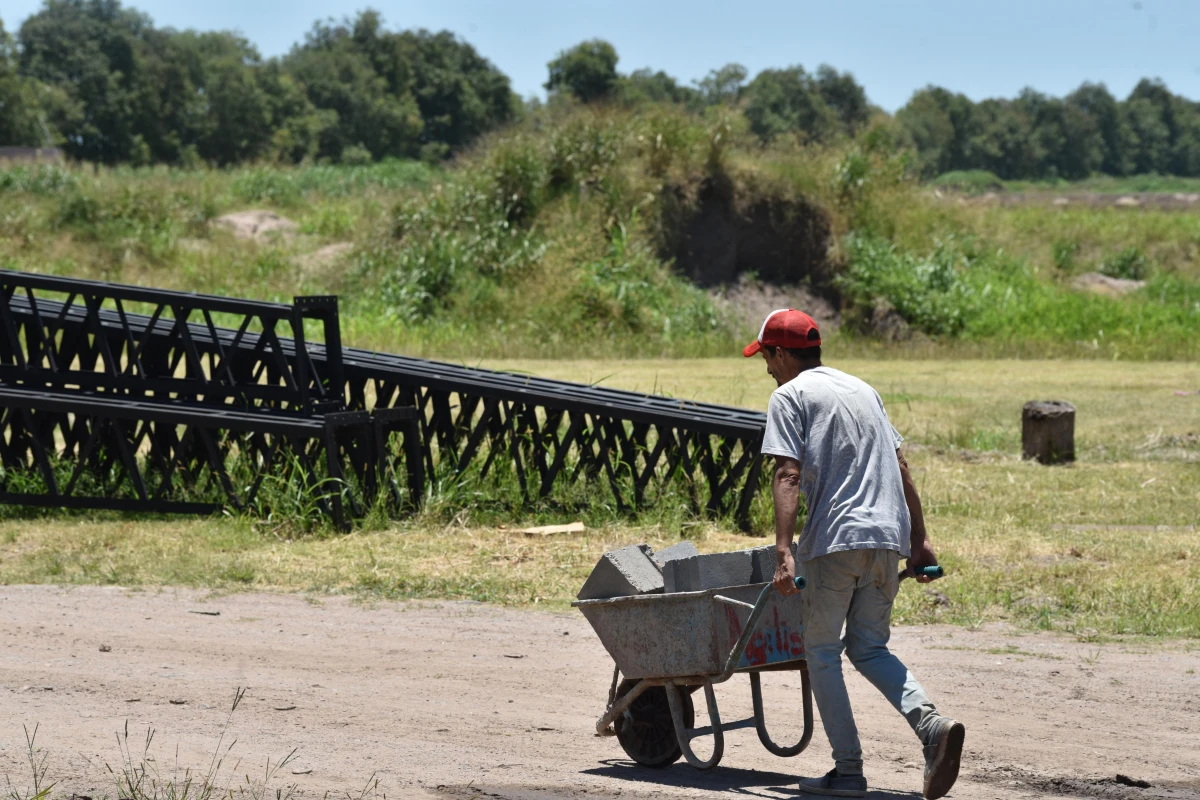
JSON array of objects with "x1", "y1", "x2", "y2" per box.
[
  {"x1": 350, "y1": 105, "x2": 742, "y2": 356},
  {"x1": 3, "y1": 103, "x2": 1197, "y2": 360}
]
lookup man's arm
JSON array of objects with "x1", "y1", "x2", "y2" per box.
[
  {"x1": 772, "y1": 455, "x2": 803, "y2": 596},
  {"x1": 898, "y1": 448, "x2": 939, "y2": 583}
]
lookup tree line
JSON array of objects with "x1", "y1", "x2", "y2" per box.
[
  {"x1": 4, "y1": 0, "x2": 1200, "y2": 181},
  {"x1": 1, "y1": 1, "x2": 515, "y2": 165}
]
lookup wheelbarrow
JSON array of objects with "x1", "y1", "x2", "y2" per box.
[{"x1": 573, "y1": 578, "x2": 812, "y2": 770}]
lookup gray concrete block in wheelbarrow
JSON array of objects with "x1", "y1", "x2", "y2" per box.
[
  {"x1": 651, "y1": 541, "x2": 699, "y2": 568},
  {"x1": 663, "y1": 548, "x2": 754, "y2": 593},
  {"x1": 749, "y1": 542, "x2": 797, "y2": 583},
  {"x1": 576, "y1": 544, "x2": 664, "y2": 601}
]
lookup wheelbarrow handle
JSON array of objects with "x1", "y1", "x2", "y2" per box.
[{"x1": 899, "y1": 565, "x2": 945, "y2": 581}]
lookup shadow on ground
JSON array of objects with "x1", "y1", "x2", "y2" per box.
[{"x1": 583, "y1": 760, "x2": 920, "y2": 798}]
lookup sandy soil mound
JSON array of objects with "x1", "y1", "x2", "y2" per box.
[
  {"x1": 296, "y1": 242, "x2": 355, "y2": 289},
  {"x1": 296, "y1": 242, "x2": 354, "y2": 270},
  {"x1": 212, "y1": 210, "x2": 299, "y2": 242},
  {"x1": 714, "y1": 276, "x2": 841, "y2": 337},
  {"x1": 1071, "y1": 272, "x2": 1147, "y2": 296}
]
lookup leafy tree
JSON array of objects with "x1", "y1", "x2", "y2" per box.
[
  {"x1": 1012, "y1": 89, "x2": 1069, "y2": 178},
  {"x1": 1057, "y1": 99, "x2": 1106, "y2": 179},
  {"x1": 397, "y1": 28, "x2": 515, "y2": 150},
  {"x1": 742, "y1": 65, "x2": 836, "y2": 142},
  {"x1": 284, "y1": 11, "x2": 514, "y2": 161},
  {"x1": 283, "y1": 13, "x2": 424, "y2": 161},
  {"x1": 620, "y1": 68, "x2": 698, "y2": 106},
  {"x1": 898, "y1": 78, "x2": 1200, "y2": 180},
  {"x1": 967, "y1": 99, "x2": 1040, "y2": 180},
  {"x1": 545, "y1": 39, "x2": 618, "y2": 103},
  {"x1": 0, "y1": 18, "x2": 63, "y2": 146},
  {"x1": 1168, "y1": 104, "x2": 1200, "y2": 176},
  {"x1": 815, "y1": 64, "x2": 870, "y2": 135},
  {"x1": 259, "y1": 62, "x2": 335, "y2": 163},
  {"x1": 1125, "y1": 95, "x2": 1171, "y2": 174},
  {"x1": 17, "y1": 0, "x2": 165, "y2": 162},
  {"x1": 895, "y1": 86, "x2": 976, "y2": 177},
  {"x1": 1066, "y1": 82, "x2": 1133, "y2": 176},
  {"x1": 162, "y1": 31, "x2": 273, "y2": 165},
  {"x1": 695, "y1": 63, "x2": 746, "y2": 107}
]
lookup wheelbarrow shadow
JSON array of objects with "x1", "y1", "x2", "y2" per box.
[{"x1": 584, "y1": 760, "x2": 921, "y2": 798}]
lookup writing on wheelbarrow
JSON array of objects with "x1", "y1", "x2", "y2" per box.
[{"x1": 729, "y1": 602, "x2": 805, "y2": 668}]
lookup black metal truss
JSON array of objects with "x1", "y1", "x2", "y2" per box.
[
  {"x1": 355, "y1": 376, "x2": 765, "y2": 524},
  {"x1": 2, "y1": 272, "x2": 769, "y2": 526},
  {"x1": 0, "y1": 269, "x2": 343, "y2": 412},
  {"x1": 0, "y1": 387, "x2": 421, "y2": 528}
]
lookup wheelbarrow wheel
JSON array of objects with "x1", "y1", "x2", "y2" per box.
[{"x1": 614, "y1": 678, "x2": 694, "y2": 768}]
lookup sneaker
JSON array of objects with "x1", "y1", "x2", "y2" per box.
[
  {"x1": 798, "y1": 768, "x2": 868, "y2": 797},
  {"x1": 923, "y1": 717, "x2": 966, "y2": 800}
]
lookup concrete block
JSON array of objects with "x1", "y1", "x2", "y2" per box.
[
  {"x1": 662, "y1": 557, "x2": 698, "y2": 594},
  {"x1": 749, "y1": 545, "x2": 776, "y2": 584},
  {"x1": 663, "y1": 544, "x2": 800, "y2": 593},
  {"x1": 749, "y1": 543, "x2": 797, "y2": 583},
  {"x1": 664, "y1": 548, "x2": 753, "y2": 593},
  {"x1": 651, "y1": 541, "x2": 699, "y2": 568},
  {"x1": 577, "y1": 544, "x2": 664, "y2": 600}
]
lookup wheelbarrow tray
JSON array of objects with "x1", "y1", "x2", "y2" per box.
[{"x1": 573, "y1": 582, "x2": 804, "y2": 680}]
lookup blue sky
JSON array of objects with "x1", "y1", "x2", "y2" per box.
[{"x1": 4, "y1": 0, "x2": 1199, "y2": 111}]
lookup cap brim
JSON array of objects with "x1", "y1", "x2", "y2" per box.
[{"x1": 742, "y1": 340, "x2": 762, "y2": 357}]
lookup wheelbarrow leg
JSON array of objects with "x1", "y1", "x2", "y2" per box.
[
  {"x1": 666, "y1": 681, "x2": 724, "y2": 770},
  {"x1": 749, "y1": 662, "x2": 814, "y2": 757}
]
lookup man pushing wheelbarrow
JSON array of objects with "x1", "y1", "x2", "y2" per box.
[{"x1": 747, "y1": 309, "x2": 966, "y2": 799}]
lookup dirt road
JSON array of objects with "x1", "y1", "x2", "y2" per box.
[{"x1": 1, "y1": 586, "x2": 1197, "y2": 800}]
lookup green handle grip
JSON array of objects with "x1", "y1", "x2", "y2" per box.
[
  {"x1": 899, "y1": 565, "x2": 946, "y2": 582},
  {"x1": 794, "y1": 576, "x2": 807, "y2": 590}
]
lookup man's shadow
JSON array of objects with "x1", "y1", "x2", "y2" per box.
[{"x1": 584, "y1": 760, "x2": 921, "y2": 799}]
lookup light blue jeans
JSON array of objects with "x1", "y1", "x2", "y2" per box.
[{"x1": 800, "y1": 548, "x2": 942, "y2": 776}]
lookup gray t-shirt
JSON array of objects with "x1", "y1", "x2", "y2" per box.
[{"x1": 760, "y1": 366, "x2": 911, "y2": 562}]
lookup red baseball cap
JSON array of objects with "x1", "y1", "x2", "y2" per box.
[{"x1": 742, "y1": 308, "x2": 821, "y2": 357}]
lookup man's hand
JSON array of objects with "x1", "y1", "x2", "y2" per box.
[
  {"x1": 774, "y1": 548, "x2": 799, "y2": 596},
  {"x1": 905, "y1": 538, "x2": 939, "y2": 583}
]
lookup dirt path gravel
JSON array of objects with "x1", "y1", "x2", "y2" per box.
[{"x1": 1, "y1": 586, "x2": 1197, "y2": 800}]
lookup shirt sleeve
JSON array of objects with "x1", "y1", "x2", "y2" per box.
[
  {"x1": 761, "y1": 390, "x2": 804, "y2": 461},
  {"x1": 874, "y1": 390, "x2": 905, "y2": 450}
]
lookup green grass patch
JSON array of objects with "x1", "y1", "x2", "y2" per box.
[{"x1": 837, "y1": 234, "x2": 1200, "y2": 359}]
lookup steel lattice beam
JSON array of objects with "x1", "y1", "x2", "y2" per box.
[
  {"x1": 2, "y1": 270, "x2": 769, "y2": 527},
  {"x1": 0, "y1": 269, "x2": 343, "y2": 412},
  {"x1": 0, "y1": 387, "x2": 420, "y2": 527}
]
